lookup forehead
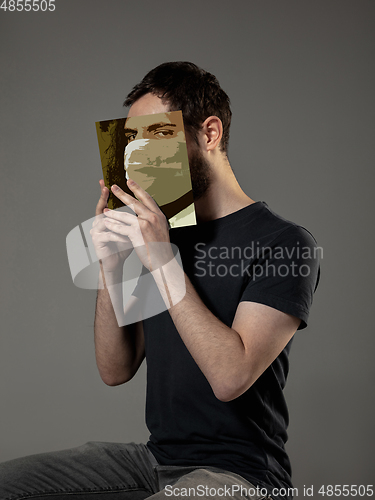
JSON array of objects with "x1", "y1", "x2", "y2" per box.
[
  {"x1": 127, "y1": 93, "x2": 169, "y2": 116},
  {"x1": 124, "y1": 110, "x2": 184, "y2": 131}
]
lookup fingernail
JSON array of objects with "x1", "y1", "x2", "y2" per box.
[
  {"x1": 128, "y1": 179, "x2": 136, "y2": 186},
  {"x1": 112, "y1": 185, "x2": 119, "y2": 191}
]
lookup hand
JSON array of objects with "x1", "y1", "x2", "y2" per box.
[
  {"x1": 90, "y1": 180, "x2": 133, "y2": 275},
  {"x1": 103, "y1": 179, "x2": 174, "y2": 272}
]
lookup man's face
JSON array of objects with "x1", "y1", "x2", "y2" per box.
[{"x1": 126, "y1": 93, "x2": 211, "y2": 202}]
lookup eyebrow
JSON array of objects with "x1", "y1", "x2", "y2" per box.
[
  {"x1": 147, "y1": 122, "x2": 176, "y2": 132},
  {"x1": 124, "y1": 122, "x2": 177, "y2": 135},
  {"x1": 124, "y1": 127, "x2": 137, "y2": 135}
]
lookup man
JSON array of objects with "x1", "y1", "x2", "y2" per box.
[{"x1": 0, "y1": 62, "x2": 319, "y2": 500}]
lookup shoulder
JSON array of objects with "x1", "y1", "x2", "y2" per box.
[
  {"x1": 238, "y1": 203, "x2": 321, "y2": 329},
  {"x1": 255, "y1": 202, "x2": 319, "y2": 249}
]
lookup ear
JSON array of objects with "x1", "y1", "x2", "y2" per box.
[{"x1": 201, "y1": 116, "x2": 223, "y2": 152}]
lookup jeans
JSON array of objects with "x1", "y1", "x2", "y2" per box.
[{"x1": 0, "y1": 442, "x2": 272, "y2": 500}]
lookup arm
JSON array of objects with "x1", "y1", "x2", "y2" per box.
[
  {"x1": 94, "y1": 272, "x2": 145, "y2": 386},
  {"x1": 154, "y1": 258, "x2": 300, "y2": 401},
  {"x1": 92, "y1": 181, "x2": 145, "y2": 386}
]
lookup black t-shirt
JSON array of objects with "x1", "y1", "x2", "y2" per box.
[{"x1": 135, "y1": 201, "x2": 320, "y2": 500}]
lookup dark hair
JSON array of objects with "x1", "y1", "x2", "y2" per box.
[{"x1": 123, "y1": 62, "x2": 232, "y2": 154}]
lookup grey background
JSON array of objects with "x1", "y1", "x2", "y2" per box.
[{"x1": 1, "y1": 0, "x2": 374, "y2": 495}]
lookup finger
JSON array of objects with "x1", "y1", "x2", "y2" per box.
[
  {"x1": 110, "y1": 184, "x2": 149, "y2": 217},
  {"x1": 111, "y1": 182, "x2": 161, "y2": 218},
  {"x1": 101, "y1": 232, "x2": 131, "y2": 244},
  {"x1": 104, "y1": 218, "x2": 132, "y2": 237},
  {"x1": 92, "y1": 211, "x2": 108, "y2": 230},
  {"x1": 103, "y1": 208, "x2": 137, "y2": 225},
  {"x1": 95, "y1": 179, "x2": 110, "y2": 216},
  {"x1": 126, "y1": 179, "x2": 163, "y2": 214},
  {"x1": 92, "y1": 224, "x2": 131, "y2": 243}
]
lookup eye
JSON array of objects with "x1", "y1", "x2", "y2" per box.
[
  {"x1": 154, "y1": 129, "x2": 174, "y2": 138},
  {"x1": 126, "y1": 133, "x2": 137, "y2": 142}
]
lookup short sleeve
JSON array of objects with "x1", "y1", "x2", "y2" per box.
[{"x1": 240, "y1": 225, "x2": 320, "y2": 329}]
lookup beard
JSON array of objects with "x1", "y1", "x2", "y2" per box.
[{"x1": 188, "y1": 146, "x2": 211, "y2": 200}]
